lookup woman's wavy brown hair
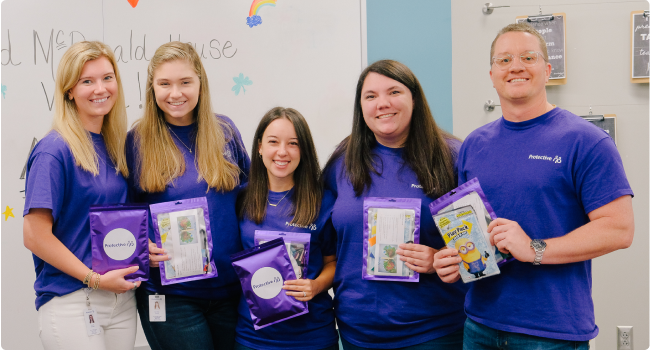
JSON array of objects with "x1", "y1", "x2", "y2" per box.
[
  {"x1": 324, "y1": 59, "x2": 458, "y2": 198},
  {"x1": 239, "y1": 107, "x2": 322, "y2": 226}
]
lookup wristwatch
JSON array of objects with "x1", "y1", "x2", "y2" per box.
[{"x1": 530, "y1": 239, "x2": 547, "y2": 265}]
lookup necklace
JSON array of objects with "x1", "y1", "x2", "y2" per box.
[
  {"x1": 267, "y1": 191, "x2": 290, "y2": 207},
  {"x1": 167, "y1": 126, "x2": 194, "y2": 154},
  {"x1": 97, "y1": 155, "x2": 118, "y2": 172}
]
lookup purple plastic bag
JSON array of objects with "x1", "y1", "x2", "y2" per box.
[
  {"x1": 428, "y1": 177, "x2": 515, "y2": 266},
  {"x1": 89, "y1": 203, "x2": 149, "y2": 282},
  {"x1": 254, "y1": 231, "x2": 310, "y2": 280},
  {"x1": 149, "y1": 197, "x2": 217, "y2": 285},
  {"x1": 362, "y1": 197, "x2": 420, "y2": 282},
  {"x1": 231, "y1": 238, "x2": 309, "y2": 330}
]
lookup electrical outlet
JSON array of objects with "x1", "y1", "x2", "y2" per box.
[{"x1": 617, "y1": 326, "x2": 633, "y2": 350}]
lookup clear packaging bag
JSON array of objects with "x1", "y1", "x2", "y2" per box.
[
  {"x1": 254, "y1": 231, "x2": 310, "y2": 280},
  {"x1": 428, "y1": 177, "x2": 514, "y2": 266},
  {"x1": 433, "y1": 205, "x2": 500, "y2": 283},
  {"x1": 230, "y1": 238, "x2": 309, "y2": 330},
  {"x1": 362, "y1": 197, "x2": 421, "y2": 282},
  {"x1": 149, "y1": 197, "x2": 217, "y2": 285}
]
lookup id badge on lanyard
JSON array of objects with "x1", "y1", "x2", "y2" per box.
[
  {"x1": 83, "y1": 288, "x2": 102, "y2": 336},
  {"x1": 149, "y1": 294, "x2": 166, "y2": 322}
]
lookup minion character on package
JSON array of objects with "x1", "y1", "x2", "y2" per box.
[
  {"x1": 455, "y1": 238, "x2": 490, "y2": 278},
  {"x1": 433, "y1": 205, "x2": 500, "y2": 283}
]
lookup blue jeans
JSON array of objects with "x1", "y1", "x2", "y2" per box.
[
  {"x1": 340, "y1": 327, "x2": 463, "y2": 350},
  {"x1": 136, "y1": 288, "x2": 239, "y2": 350},
  {"x1": 463, "y1": 318, "x2": 590, "y2": 350},
  {"x1": 234, "y1": 341, "x2": 340, "y2": 350}
]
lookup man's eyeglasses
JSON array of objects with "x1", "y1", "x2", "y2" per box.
[{"x1": 491, "y1": 51, "x2": 546, "y2": 69}]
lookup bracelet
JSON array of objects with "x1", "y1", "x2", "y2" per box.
[
  {"x1": 83, "y1": 270, "x2": 94, "y2": 286},
  {"x1": 92, "y1": 272, "x2": 101, "y2": 290}
]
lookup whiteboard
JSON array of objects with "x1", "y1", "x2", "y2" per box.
[{"x1": 1, "y1": 0, "x2": 362, "y2": 348}]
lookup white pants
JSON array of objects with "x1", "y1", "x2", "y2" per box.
[{"x1": 39, "y1": 288, "x2": 137, "y2": 350}]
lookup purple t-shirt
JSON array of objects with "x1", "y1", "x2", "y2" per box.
[
  {"x1": 24, "y1": 131, "x2": 128, "y2": 310},
  {"x1": 457, "y1": 107, "x2": 633, "y2": 341},
  {"x1": 322, "y1": 140, "x2": 468, "y2": 349},
  {"x1": 126, "y1": 115, "x2": 250, "y2": 300},
  {"x1": 235, "y1": 189, "x2": 338, "y2": 350}
]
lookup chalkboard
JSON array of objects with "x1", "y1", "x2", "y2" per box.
[
  {"x1": 581, "y1": 114, "x2": 617, "y2": 146},
  {"x1": 631, "y1": 11, "x2": 649, "y2": 82},
  {"x1": 516, "y1": 13, "x2": 567, "y2": 85}
]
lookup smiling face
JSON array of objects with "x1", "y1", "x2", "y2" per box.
[
  {"x1": 68, "y1": 56, "x2": 118, "y2": 130},
  {"x1": 490, "y1": 31, "x2": 551, "y2": 106},
  {"x1": 258, "y1": 118, "x2": 301, "y2": 192},
  {"x1": 360, "y1": 72, "x2": 413, "y2": 148},
  {"x1": 152, "y1": 59, "x2": 200, "y2": 126}
]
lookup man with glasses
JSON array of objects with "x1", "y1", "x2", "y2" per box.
[{"x1": 433, "y1": 23, "x2": 634, "y2": 349}]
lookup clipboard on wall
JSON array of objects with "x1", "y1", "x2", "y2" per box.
[
  {"x1": 580, "y1": 114, "x2": 617, "y2": 146},
  {"x1": 630, "y1": 11, "x2": 649, "y2": 83},
  {"x1": 516, "y1": 13, "x2": 567, "y2": 86}
]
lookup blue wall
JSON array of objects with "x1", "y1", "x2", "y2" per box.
[{"x1": 366, "y1": 0, "x2": 453, "y2": 133}]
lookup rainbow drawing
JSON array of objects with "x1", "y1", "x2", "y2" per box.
[{"x1": 247, "y1": 0, "x2": 277, "y2": 28}]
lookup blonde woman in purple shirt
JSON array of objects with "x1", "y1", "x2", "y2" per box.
[
  {"x1": 23, "y1": 41, "x2": 138, "y2": 350},
  {"x1": 126, "y1": 42, "x2": 250, "y2": 350}
]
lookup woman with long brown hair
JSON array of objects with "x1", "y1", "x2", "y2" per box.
[
  {"x1": 126, "y1": 41, "x2": 250, "y2": 350},
  {"x1": 322, "y1": 60, "x2": 467, "y2": 349},
  {"x1": 235, "y1": 107, "x2": 338, "y2": 350},
  {"x1": 23, "y1": 41, "x2": 138, "y2": 350}
]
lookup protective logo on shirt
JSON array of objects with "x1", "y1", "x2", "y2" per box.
[
  {"x1": 103, "y1": 228, "x2": 136, "y2": 261},
  {"x1": 528, "y1": 154, "x2": 562, "y2": 164},
  {"x1": 285, "y1": 221, "x2": 317, "y2": 231},
  {"x1": 411, "y1": 184, "x2": 423, "y2": 189},
  {"x1": 223, "y1": 148, "x2": 232, "y2": 161}
]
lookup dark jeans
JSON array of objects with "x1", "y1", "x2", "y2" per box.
[
  {"x1": 136, "y1": 287, "x2": 239, "y2": 350},
  {"x1": 340, "y1": 327, "x2": 463, "y2": 350},
  {"x1": 463, "y1": 318, "x2": 590, "y2": 350},
  {"x1": 234, "y1": 341, "x2": 340, "y2": 350}
]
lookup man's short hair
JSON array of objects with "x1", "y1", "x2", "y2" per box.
[{"x1": 490, "y1": 22, "x2": 548, "y2": 66}]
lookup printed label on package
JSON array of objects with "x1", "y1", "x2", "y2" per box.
[
  {"x1": 251, "y1": 267, "x2": 283, "y2": 299},
  {"x1": 103, "y1": 228, "x2": 137, "y2": 261}
]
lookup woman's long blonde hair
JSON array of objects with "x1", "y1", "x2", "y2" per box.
[
  {"x1": 133, "y1": 41, "x2": 240, "y2": 193},
  {"x1": 53, "y1": 41, "x2": 128, "y2": 177}
]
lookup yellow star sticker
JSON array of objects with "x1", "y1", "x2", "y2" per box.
[{"x1": 2, "y1": 206, "x2": 15, "y2": 221}]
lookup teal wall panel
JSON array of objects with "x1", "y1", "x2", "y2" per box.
[{"x1": 367, "y1": 0, "x2": 453, "y2": 133}]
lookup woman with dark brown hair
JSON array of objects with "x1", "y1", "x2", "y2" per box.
[
  {"x1": 235, "y1": 107, "x2": 338, "y2": 350},
  {"x1": 322, "y1": 60, "x2": 467, "y2": 349}
]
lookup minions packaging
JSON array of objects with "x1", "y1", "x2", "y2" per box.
[{"x1": 433, "y1": 205, "x2": 500, "y2": 283}]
